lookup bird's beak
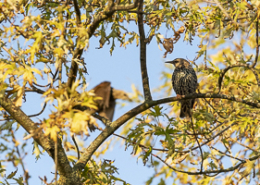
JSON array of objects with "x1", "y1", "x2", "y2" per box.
[{"x1": 165, "y1": 61, "x2": 175, "y2": 64}]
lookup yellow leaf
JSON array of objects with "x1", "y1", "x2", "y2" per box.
[
  {"x1": 14, "y1": 86, "x2": 24, "y2": 107},
  {"x1": 23, "y1": 70, "x2": 35, "y2": 85},
  {"x1": 33, "y1": 141, "x2": 41, "y2": 158},
  {"x1": 45, "y1": 125, "x2": 60, "y2": 141}
]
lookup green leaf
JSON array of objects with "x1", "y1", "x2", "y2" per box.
[{"x1": 6, "y1": 170, "x2": 17, "y2": 179}]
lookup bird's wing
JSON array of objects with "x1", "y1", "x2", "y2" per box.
[
  {"x1": 99, "y1": 101, "x2": 115, "y2": 121},
  {"x1": 186, "y1": 69, "x2": 198, "y2": 93},
  {"x1": 93, "y1": 81, "x2": 111, "y2": 110}
]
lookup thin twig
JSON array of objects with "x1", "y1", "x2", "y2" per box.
[
  {"x1": 210, "y1": 146, "x2": 244, "y2": 162},
  {"x1": 190, "y1": 116, "x2": 204, "y2": 172},
  {"x1": 29, "y1": 85, "x2": 46, "y2": 94},
  {"x1": 229, "y1": 138, "x2": 259, "y2": 153},
  {"x1": 112, "y1": 133, "x2": 168, "y2": 152},
  {"x1": 72, "y1": 135, "x2": 80, "y2": 160},
  {"x1": 0, "y1": 43, "x2": 17, "y2": 60},
  {"x1": 33, "y1": 82, "x2": 51, "y2": 88},
  {"x1": 55, "y1": 138, "x2": 58, "y2": 185},
  {"x1": 28, "y1": 103, "x2": 47, "y2": 117},
  {"x1": 251, "y1": 17, "x2": 259, "y2": 68},
  {"x1": 11, "y1": 130, "x2": 29, "y2": 185},
  {"x1": 58, "y1": 60, "x2": 62, "y2": 87},
  {"x1": 213, "y1": 0, "x2": 231, "y2": 21}
]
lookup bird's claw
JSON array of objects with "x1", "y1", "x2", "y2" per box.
[{"x1": 176, "y1": 94, "x2": 182, "y2": 99}]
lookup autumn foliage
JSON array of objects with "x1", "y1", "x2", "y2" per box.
[{"x1": 1, "y1": 0, "x2": 260, "y2": 185}]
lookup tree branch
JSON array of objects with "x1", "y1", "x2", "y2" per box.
[
  {"x1": 113, "y1": 0, "x2": 139, "y2": 10},
  {"x1": 0, "y1": 98, "x2": 51, "y2": 150},
  {"x1": 73, "y1": 92, "x2": 260, "y2": 171},
  {"x1": 67, "y1": 0, "x2": 139, "y2": 89},
  {"x1": 73, "y1": 0, "x2": 81, "y2": 26},
  {"x1": 67, "y1": 0, "x2": 82, "y2": 90},
  {"x1": 86, "y1": 0, "x2": 138, "y2": 38},
  {"x1": 137, "y1": 0, "x2": 152, "y2": 101},
  {"x1": 152, "y1": 151, "x2": 260, "y2": 175},
  {"x1": 0, "y1": 97, "x2": 75, "y2": 181},
  {"x1": 218, "y1": 63, "x2": 260, "y2": 93}
]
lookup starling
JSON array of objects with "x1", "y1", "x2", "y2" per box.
[
  {"x1": 75, "y1": 81, "x2": 131, "y2": 131},
  {"x1": 93, "y1": 81, "x2": 131, "y2": 122},
  {"x1": 165, "y1": 58, "x2": 197, "y2": 118},
  {"x1": 72, "y1": 81, "x2": 131, "y2": 159}
]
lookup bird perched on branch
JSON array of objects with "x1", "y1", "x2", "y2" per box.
[{"x1": 165, "y1": 58, "x2": 197, "y2": 118}]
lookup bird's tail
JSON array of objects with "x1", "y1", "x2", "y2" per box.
[{"x1": 180, "y1": 99, "x2": 195, "y2": 118}]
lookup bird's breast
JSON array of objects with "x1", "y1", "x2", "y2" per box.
[{"x1": 176, "y1": 71, "x2": 186, "y2": 78}]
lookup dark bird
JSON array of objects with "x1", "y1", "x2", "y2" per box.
[
  {"x1": 74, "y1": 81, "x2": 130, "y2": 130},
  {"x1": 75, "y1": 81, "x2": 131, "y2": 131},
  {"x1": 165, "y1": 58, "x2": 197, "y2": 118},
  {"x1": 73, "y1": 81, "x2": 131, "y2": 159},
  {"x1": 92, "y1": 81, "x2": 131, "y2": 122}
]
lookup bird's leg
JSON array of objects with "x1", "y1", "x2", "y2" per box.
[{"x1": 176, "y1": 94, "x2": 182, "y2": 99}]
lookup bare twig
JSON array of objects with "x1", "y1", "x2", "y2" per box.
[
  {"x1": 33, "y1": 82, "x2": 51, "y2": 88},
  {"x1": 28, "y1": 103, "x2": 47, "y2": 117},
  {"x1": 28, "y1": 85, "x2": 45, "y2": 94},
  {"x1": 72, "y1": 135, "x2": 80, "y2": 160},
  {"x1": 210, "y1": 146, "x2": 244, "y2": 162},
  {"x1": 55, "y1": 138, "x2": 58, "y2": 185},
  {"x1": 191, "y1": 120, "x2": 204, "y2": 172},
  {"x1": 229, "y1": 138, "x2": 259, "y2": 153},
  {"x1": 251, "y1": 17, "x2": 259, "y2": 68},
  {"x1": 0, "y1": 42, "x2": 17, "y2": 60},
  {"x1": 112, "y1": 133, "x2": 168, "y2": 152},
  {"x1": 11, "y1": 130, "x2": 29, "y2": 185},
  {"x1": 127, "y1": 10, "x2": 150, "y2": 14}
]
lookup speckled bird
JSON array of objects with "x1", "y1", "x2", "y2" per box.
[{"x1": 166, "y1": 58, "x2": 197, "y2": 118}]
